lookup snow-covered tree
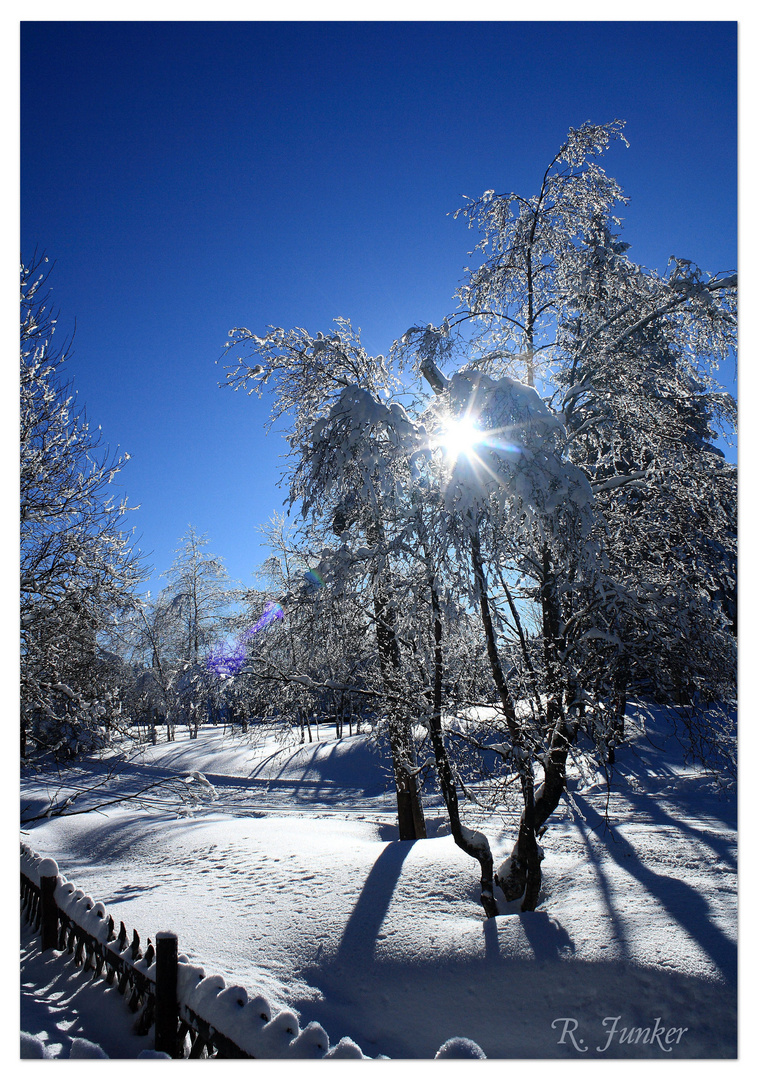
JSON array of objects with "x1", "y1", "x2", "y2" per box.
[
  {"x1": 556, "y1": 228, "x2": 737, "y2": 741},
  {"x1": 443, "y1": 120, "x2": 630, "y2": 388},
  {"x1": 248, "y1": 516, "x2": 376, "y2": 742},
  {"x1": 409, "y1": 363, "x2": 602, "y2": 910},
  {"x1": 222, "y1": 321, "x2": 429, "y2": 840},
  {"x1": 20, "y1": 256, "x2": 143, "y2": 758},
  {"x1": 120, "y1": 529, "x2": 239, "y2": 740},
  {"x1": 161, "y1": 527, "x2": 239, "y2": 664},
  {"x1": 396, "y1": 121, "x2": 737, "y2": 908}
]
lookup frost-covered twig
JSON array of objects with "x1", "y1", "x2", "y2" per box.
[{"x1": 20, "y1": 775, "x2": 214, "y2": 825}]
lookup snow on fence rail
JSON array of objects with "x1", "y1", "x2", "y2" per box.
[{"x1": 20, "y1": 843, "x2": 486, "y2": 1060}]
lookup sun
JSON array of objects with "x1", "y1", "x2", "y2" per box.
[{"x1": 439, "y1": 416, "x2": 482, "y2": 459}]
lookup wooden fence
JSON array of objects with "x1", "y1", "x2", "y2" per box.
[{"x1": 20, "y1": 843, "x2": 354, "y2": 1059}]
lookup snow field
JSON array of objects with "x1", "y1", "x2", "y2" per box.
[{"x1": 21, "y1": 721, "x2": 737, "y2": 1058}]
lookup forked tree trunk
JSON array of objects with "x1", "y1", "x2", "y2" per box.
[
  {"x1": 428, "y1": 575, "x2": 498, "y2": 916},
  {"x1": 495, "y1": 722, "x2": 570, "y2": 910},
  {"x1": 495, "y1": 546, "x2": 573, "y2": 913}
]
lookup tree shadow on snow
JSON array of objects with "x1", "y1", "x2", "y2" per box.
[
  {"x1": 567, "y1": 790, "x2": 737, "y2": 985},
  {"x1": 333, "y1": 840, "x2": 414, "y2": 970},
  {"x1": 483, "y1": 911, "x2": 575, "y2": 964},
  {"x1": 610, "y1": 763, "x2": 737, "y2": 868}
]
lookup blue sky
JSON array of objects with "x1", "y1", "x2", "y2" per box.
[{"x1": 20, "y1": 19, "x2": 738, "y2": 597}]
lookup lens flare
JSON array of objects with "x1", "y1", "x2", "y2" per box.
[
  {"x1": 250, "y1": 600, "x2": 284, "y2": 634},
  {"x1": 205, "y1": 640, "x2": 248, "y2": 677},
  {"x1": 205, "y1": 568, "x2": 326, "y2": 676}
]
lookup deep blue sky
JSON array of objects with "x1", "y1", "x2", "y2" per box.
[{"x1": 20, "y1": 20, "x2": 738, "y2": 596}]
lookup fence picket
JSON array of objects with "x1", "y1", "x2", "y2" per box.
[
  {"x1": 155, "y1": 932, "x2": 179, "y2": 1058},
  {"x1": 40, "y1": 874, "x2": 58, "y2": 951}
]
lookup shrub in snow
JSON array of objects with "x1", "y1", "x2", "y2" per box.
[
  {"x1": 69, "y1": 1037, "x2": 109, "y2": 1058},
  {"x1": 434, "y1": 1037, "x2": 487, "y2": 1059},
  {"x1": 20, "y1": 1033, "x2": 48, "y2": 1058}
]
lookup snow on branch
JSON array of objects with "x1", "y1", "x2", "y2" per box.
[{"x1": 591, "y1": 471, "x2": 648, "y2": 494}]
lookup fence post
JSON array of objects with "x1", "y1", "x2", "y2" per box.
[
  {"x1": 155, "y1": 931, "x2": 179, "y2": 1057},
  {"x1": 38, "y1": 859, "x2": 59, "y2": 951}
]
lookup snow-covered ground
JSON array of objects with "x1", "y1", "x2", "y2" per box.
[{"x1": 20, "y1": 713, "x2": 737, "y2": 1059}]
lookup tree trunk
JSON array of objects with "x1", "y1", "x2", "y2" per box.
[
  {"x1": 388, "y1": 716, "x2": 427, "y2": 840},
  {"x1": 429, "y1": 575, "x2": 498, "y2": 916},
  {"x1": 501, "y1": 546, "x2": 565, "y2": 911},
  {"x1": 368, "y1": 523, "x2": 426, "y2": 842},
  {"x1": 470, "y1": 528, "x2": 541, "y2": 909}
]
